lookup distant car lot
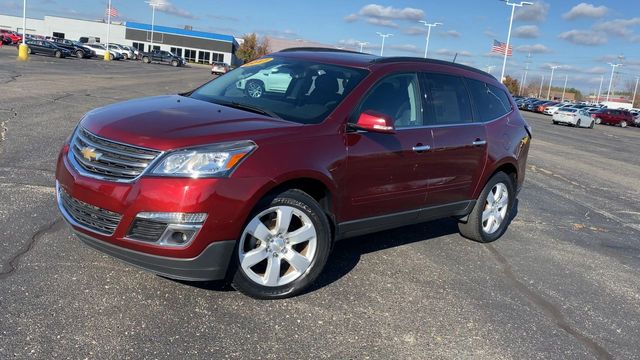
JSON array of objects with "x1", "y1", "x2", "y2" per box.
[{"x1": 1, "y1": 47, "x2": 639, "y2": 359}]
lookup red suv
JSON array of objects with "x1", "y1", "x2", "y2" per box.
[
  {"x1": 56, "y1": 48, "x2": 531, "y2": 299},
  {"x1": 0, "y1": 29, "x2": 22, "y2": 44},
  {"x1": 592, "y1": 109, "x2": 633, "y2": 128}
]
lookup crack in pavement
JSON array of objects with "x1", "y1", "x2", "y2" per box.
[
  {"x1": 0, "y1": 217, "x2": 64, "y2": 280},
  {"x1": 485, "y1": 244, "x2": 613, "y2": 360},
  {"x1": 0, "y1": 73, "x2": 21, "y2": 85}
]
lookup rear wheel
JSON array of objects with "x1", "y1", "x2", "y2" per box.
[
  {"x1": 230, "y1": 189, "x2": 331, "y2": 299},
  {"x1": 595, "y1": 117, "x2": 602, "y2": 124},
  {"x1": 54, "y1": 50, "x2": 62, "y2": 58},
  {"x1": 620, "y1": 121, "x2": 627, "y2": 128},
  {"x1": 575, "y1": 119, "x2": 581, "y2": 127},
  {"x1": 552, "y1": 120, "x2": 558, "y2": 125},
  {"x1": 27, "y1": 47, "x2": 32, "y2": 54},
  {"x1": 142, "y1": 56, "x2": 150, "y2": 64},
  {"x1": 458, "y1": 172, "x2": 514, "y2": 243},
  {"x1": 589, "y1": 121, "x2": 595, "y2": 129},
  {"x1": 76, "y1": 50, "x2": 84, "y2": 59}
]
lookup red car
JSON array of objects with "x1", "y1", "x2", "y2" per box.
[
  {"x1": 0, "y1": 29, "x2": 22, "y2": 44},
  {"x1": 592, "y1": 109, "x2": 634, "y2": 128},
  {"x1": 56, "y1": 48, "x2": 531, "y2": 299}
]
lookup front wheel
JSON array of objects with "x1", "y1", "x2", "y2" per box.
[
  {"x1": 575, "y1": 119, "x2": 581, "y2": 127},
  {"x1": 230, "y1": 189, "x2": 331, "y2": 299},
  {"x1": 142, "y1": 56, "x2": 150, "y2": 63},
  {"x1": 620, "y1": 121, "x2": 627, "y2": 128},
  {"x1": 76, "y1": 50, "x2": 84, "y2": 59},
  {"x1": 245, "y1": 80, "x2": 265, "y2": 98},
  {"x1": 171, "y1": 60, "x2": 178, "y2": 67},
  {"x1": 595, "y1": 118, "x2": 602, "y2": 124},
  {"x1": 458, "y1": 172, "x2": 514, "y2": 243},
  {"x1": 54, "y1": 50, "x2": 62, "y2": 58},
  {"x1": 589, "y1": 121, "x2": 595, "y2": 129}
]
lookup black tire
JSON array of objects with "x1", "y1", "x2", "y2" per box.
[
  {"x1": 142, "y1": 56, "x2": 150, "y2": 64},
  {"x1": 230, "y1": 189, "x2": 332, "y2": 299},
  {"x1": 27, "y1": 47, "x2": 32, "y2": 54},
  {"x1": 245, "y1": 80, "x2": 265, "y2": 98},
  {"x1": 589, "y1": 121, "x2": 595, "y2": 129},
  {"x1": 552, "y1": 120, "x2": 558, "y2": 125},
  {"x1": 171, "y1": 60, "x2": 178, "y2": 67},
  {"x1": 76, "y1": 50, "x2": 84, "y2": 59},
  {"x1": 458, "y1": 172, "x2": 515, "y2": 243},
  {"x1": 575, "y1": 119, "x2": 581, "y2": 127},
  {"x1": 54, "y1": 50, "x2": 62, "y2": 58}
]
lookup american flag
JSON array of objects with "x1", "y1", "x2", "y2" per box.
[
  {"x1": 491, "y1": 40, "x2": 512, "y2": 56},
  {"x1": 105, "y1": 6, "x2": 119, "y2": 18}
]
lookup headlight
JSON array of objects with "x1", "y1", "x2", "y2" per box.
[{"x1": 150, "y1": 141, "x2": 256, "y2": 178}]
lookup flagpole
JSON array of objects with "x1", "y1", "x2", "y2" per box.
[{"x1": 105, "y1": 0, "x2": 112, "y2": 61}]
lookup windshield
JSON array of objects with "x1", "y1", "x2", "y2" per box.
[{"x1": 190, "y1": 57, "x2": 369, "y2": 124}]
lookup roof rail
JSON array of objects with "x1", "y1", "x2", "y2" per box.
[
  {"x1": 371, "y1": 57, "x2": 494, "y2": 78},
  {"x1": 278, "y1": 47, "x2": 366, "y2": 55}
]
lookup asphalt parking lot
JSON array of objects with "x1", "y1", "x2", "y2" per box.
[{"x1": 1, "y1": 46, "x2": 639, "y2": 359}]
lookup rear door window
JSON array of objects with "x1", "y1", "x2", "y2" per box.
[
  {"x1": 466, "y1": 78, "x2": 512, "y2": 122},
  {"x1": 421, "y1": 73, "x2": 473, "y2": 125}
]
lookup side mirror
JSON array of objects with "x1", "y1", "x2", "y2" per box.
[{"x1": 352, "y1": 111, "x2": 396, "y2": 134}]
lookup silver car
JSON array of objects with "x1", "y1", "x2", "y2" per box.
[{"x1": 552, "y1": 108, "x2": 595, "y2": 128}]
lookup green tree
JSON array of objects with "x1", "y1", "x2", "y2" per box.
[
  {"x1": 502, "y1": 75, "x2": 520, "y2": 95},
  {"x1": 236, "y1": 33, "x2": 271, "y2": 64}
]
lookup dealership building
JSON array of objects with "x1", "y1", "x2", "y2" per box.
[{"x1": 0, "y1": 14, "x2": 240, "y2": 65}]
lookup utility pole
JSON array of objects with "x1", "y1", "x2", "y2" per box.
[
  {"x1": 519, "y1": 52, "x2": 531, "y2": 96},
  {"x1": 357, "y1": 41, "x2": 368, "y2": 53},
  {"x1": 606, "y1": 63, "x2": 622, "y2": 102},
  {"x1": 538, "y1": 75, "x2": 544, "y2": 99},
  {"x1": 596, "y1": 75, "x2": 604, "y2": 103},
  {"x1": 418, "y1": 20, "x2": 442, "y2": 58},
  {"x1": 499, "y1": 1, "x2": 533, "y2": 82},
  {"x1": 561, "y1": 75, "x2": 568, "y2": 102},
  {"x1": 376, "y1": 32, "x2": 393, "y2": 56},
  {"x1": 633, "y1": 76, "x2": 639, "y2": 108},
  {"x1": 547, "y1": 65, "x2": 560, "y2": 100}
]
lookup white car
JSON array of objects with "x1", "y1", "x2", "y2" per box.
[
  {"x1": 85, "y1": 44, "x2": 119, "y2": 60},
  {"x1": 552, "y1": 108, "x2": 595, "y2": 128},
  {"x1": 107, "y1": 44, "x2": 132, "y2": 60},
  {"x1": 236, "y1": 64, "x2": 293, "y2": 98},
  {"x1": 544, "y1": 103, "x2": 573, "y2": 115}
]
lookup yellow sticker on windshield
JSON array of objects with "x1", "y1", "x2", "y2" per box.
[{"x1": 242, "y1": 57, "x2": 273, "y2": 67}]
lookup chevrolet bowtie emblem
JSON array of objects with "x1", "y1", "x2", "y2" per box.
[{"x1": 80, "y1": 146, "x2": 102, "y2": 161}]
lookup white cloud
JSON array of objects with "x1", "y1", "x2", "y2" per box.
[
  {"x1": 404, "y1": 26, "x2": 427, "y2": 36},
  {"x1": 563, "y1": 3, "x2": 608, "y2": 20},
  {"x1": 359, "y1": 4, "x2": 424, "y2": 20},
  {"x1": 344, "y1": 14, "x2": 358, "y2": 23},
  {"x1": 366, "y1": 18, "x2": 399, "y2": 28},
  {"x1": 513, "y1": 25, "x2": 539, "y2": 39},
  {"x1": 558, "y1": 30, "x2": 607, "y2": 46},
  {"x1": 516, "y1": 44, "x2": 551, "y2": 54},
  {"x1": 514, "y1": 1, "x2": 549, "y2": 23},
  {"x1": 593, "y1": 18, "x2": 640, "y2": 37},
  {"x1": 435, "y1": 49, "x2": 472, "y2": 57},
  {"x1": 152, "y1": 1, "x2": 198, "y2": 20},
  {"x1": 439, "y1": 30, "x2": 461, "y2": 38}
]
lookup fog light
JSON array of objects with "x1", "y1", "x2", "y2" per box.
[{"x1": 127, "y1": 212, "x2": 207, "y2": 247}]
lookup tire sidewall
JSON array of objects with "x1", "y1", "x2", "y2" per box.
[
  {"x1": 476, "y1": 172, "x2": 515, "y2": 243},
  {"x1": 230, "y1": 190, "x2": 331, "y2": 299}
]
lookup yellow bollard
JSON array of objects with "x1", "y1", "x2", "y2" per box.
[
  {"x1": 104, "y1": 51, "x2": 111, "y2": 61},
  {"x1": 17, "y1": 43, "x2": 29, "y2": 61}
]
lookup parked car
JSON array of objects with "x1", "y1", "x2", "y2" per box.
[
  {"x1": 212, "y1": 62, "x2": 230, "y2": 75},
  {"x1": 119, "y1": 44, "x2": 140, "y2": 60},
  {"x1": 536, "y1": 101, "x2": 557, "y2": 113},
  {"x1": 55, "y1": 49, "x2": 531, "y2": 299},
  {"x1": 525, "y1": 100, "x2": 547, "y2": 111},
  {"x1": 24, "y1": 39, "x2": 71, "y2": 58},
  {"x1": 107, "y1": 44, "x2": 133, "y2": 60},
  {"x1": 0, "y1": 29, "x2": 22, "y2": 44},
  {"x1": 140, "y1": 49, "x2": 185, "y2": 66},
  {"x1": 552, "y1": 108, "x2": 594, "y2": 128},
  {"x1": 544, "y1": 103, "x2": 572, "y2": 115},
  {"x1": 632, "y1": 112, "x2": 640, "y2": 127},
  {"x1": 51, "y1": 38, "x2": 96, "y2": 58},
  {"x1": 592, "y1": 108, "x2": 634, "y2": 128},
  {"x1": 78, "y1": 36, "x2": 100, "y2": 44},
  {"x1": 84, "y1": 44, "x2": 121, "y2": 60},
  {"x1": 235, "y1": 64, "x2": 294, "y2": 98}
]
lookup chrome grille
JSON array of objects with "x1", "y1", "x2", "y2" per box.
[
  {"x1": 70, "y1": 127, "x2": 161, "y2": 181},
  {"x1": 59, "y1": 187, "x2": 122, "y2": 235}
]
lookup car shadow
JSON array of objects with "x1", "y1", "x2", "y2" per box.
[{"x1": 175, "y1": 199, "x2": 520, "y2": 296}]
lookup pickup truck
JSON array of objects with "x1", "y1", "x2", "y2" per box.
[{"x1": 140, "y1": 50, "x2": 185, "y2": 67}]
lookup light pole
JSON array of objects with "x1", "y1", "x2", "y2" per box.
[
  {"x1": 606, "y1": 63, "x2": 622, "y2": 102},
  {"x1": 357, "y1": 41, "x2": 368, "y2": 53},
  {"x1": 376, "y1": 32, "x2": 392, "y2": 56},
  {"x1": 418, "y1": 20, "x2": 442, "y2": 58},
  {"x1": 18, "y1": 0, "x2": 28, "y2": 60},
  {"x1": 146, "y1": 0, "x2": 165, "y2": 51},
  {"x1": 547, "y1": 65, "x2": 560, "y2": 100},
  {"x1": 104, "y1": 0, "x2": 112, "y2": 61},
  {"x1": 596, "y1": 75, "x2": 604, "y2": 103},
  {"x1": 561, "y1": 75, "x2": 568, "y2": 102},
  {"x1": 499, "y1": 1, "x2": 533, "y2": 82},
  {"x1": 538, "y1": 75, "x2": 544, "y2": 99},
  {"x1": 633, "y1": 76, "x2": 639, "y2": 108},
  {"x1": 519, "y1": 52, "x2": 532, "y2": 96}
]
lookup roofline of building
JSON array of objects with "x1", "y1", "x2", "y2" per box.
[{"x1": 126, "y1": 22, "x2": 236, "y2": 45}]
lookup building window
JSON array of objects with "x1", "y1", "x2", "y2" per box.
[
  {"x1": 52, "y1": 32, "x2": 65, "y2": 39},
  {"x1": 149, "y1": 45, "x2": 160, "y2": 52},
  {"x1": 170, "y1": 47, "x2": 182, "y2": 57},
  {"x1": 212, "y1": 52, "x2": 224, "y2": 62},
  {"x1": 184, "y1": 49, "x2": 196, "y2": 62},
  {"x1": 132, "y1": 42, "x2": 145, "y2": 51},
  {"x1": 198, "y1": 50, "x2": 211, "y2": 64}
]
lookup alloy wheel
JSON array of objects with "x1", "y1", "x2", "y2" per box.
[
  {"x1": 482, "y1": 183, "x2": 509, "y2": 235},
  {"x1": 238, "y1": 206, "x2": 317, "y2": 287},
  {"x1": 246, "y1": 81, "x2": 263, "y2": 98}
]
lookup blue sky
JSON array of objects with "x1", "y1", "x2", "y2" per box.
[{"x1": 2, "y1": 0, "x2": 639, "y2": 93}]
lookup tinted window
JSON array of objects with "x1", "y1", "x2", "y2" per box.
[
  {"x1": 422, "y1": 73, "x2": 472, "y2": 125},
  {"x1": 357, "y1": 73, "x2": 422, "y2": 128},
  {"x1": 466, "y1": 79, "x2": 512, "y2": 122}
]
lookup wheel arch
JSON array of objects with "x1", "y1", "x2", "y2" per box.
[{"x1": 474, "y1": 159, "x2": 519, "y2": 199}]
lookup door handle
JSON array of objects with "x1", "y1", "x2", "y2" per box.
[
  {"x1": 412, "y1": 145, "x2": 431, "y2": 152},
  {"x1": 472, "y1": 139, "x2": 487, "y2": 146}
]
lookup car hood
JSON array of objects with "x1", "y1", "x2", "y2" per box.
[{"x1": 79, "y1": 95, "x2": 301, "y2": 151}]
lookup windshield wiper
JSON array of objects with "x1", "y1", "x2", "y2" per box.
[{"x1": 214, "y1": 100, "x2": 282, "y2": 119}]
